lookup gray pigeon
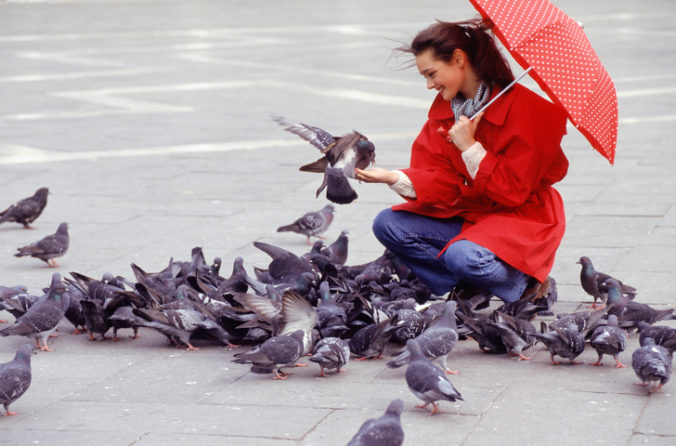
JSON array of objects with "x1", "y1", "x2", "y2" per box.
[
  {"x1": 405, "y1": 338, "x2": 463, "y2": 415},
  {"x1": 0, "y1": 273, "x2": 68, "y2": 351},
  {"x1": 637, "y1": 322, "x2": 676, "y2": 353},
  {"x1": 0, "y1": 285, "x2": 29, "y2": 323},
  {"x1": 277, "y1": 204, "x2": 335, "y2": 244},
  {"x1": 589, "y1": 314, "x2": 627, "y2": 368},
  {"x1": 15, "y1": 222, "x2": 69, "y2": 267},
  {"x1": 349, "y1": 318, "x2": 399, "y2": 360},
  {"x1": 233, "y1": 329, "x2": 306, "y2": 380},
  {"x1": 236, "y1": 290, "x2": 318, "y2": 355},
  {"x1": 604, "y1": 278, "x2": 675, "y2": 330},
  {"x1": 0, "y1": 344, "x2": 34, "y2": 416},
  {"x1": 487, "y1": 311, "x2": 537, "y2": 361},
  {"x1": 272, "y1": 114, "x2": 376, "y2": 204},
  {"x1": 347, "y1": 399, "x2": 404, "y2": 446},
  {"x1": 632, "y1": 338, "x2": 673, "y2": 393},
  {"x1": 309, "y1": 337, "x2": 350, "y2": 376},
  {"x1": 319, "y1": 229, "x2": 349, "y2": 265},
  {"x1": 252, "y1": 241, "x2": 315, "y2": 283},
  {"x1": 577, "y1": 256, "x2": 636, "y2": 308},
  {"x1": 532, "y1": 322, "x2": 586, "y2": 365},
  {"x1": 387, "y1": 301, "x2": 459, "y2": 373},
  {"x1": 0, "y1": 187, "x2": 49, "y2": 229}
]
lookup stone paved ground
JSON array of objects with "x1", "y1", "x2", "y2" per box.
[{"x1": 0, "y1": 0, "x2": 675, "y2": 445}]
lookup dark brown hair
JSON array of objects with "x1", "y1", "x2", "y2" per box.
[{"x1": 398, "y1": 19, "x2": 514, "y2": 89}]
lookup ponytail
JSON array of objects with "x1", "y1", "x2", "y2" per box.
[{"x1": 397, "y1": 18, "x2": 514, "y2": 89}]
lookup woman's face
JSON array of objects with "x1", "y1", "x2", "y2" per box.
[{"x1": 415, "y1": 48, "x2": 464, "y2": 102}]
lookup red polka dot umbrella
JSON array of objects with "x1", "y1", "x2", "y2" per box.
[{"x1": 469, "y1": 0, "x2": 618, "y2": 164}]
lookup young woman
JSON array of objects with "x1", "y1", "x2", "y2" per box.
[{"x1": 355, "y1": 19, "x2": 569, "y2": 303}]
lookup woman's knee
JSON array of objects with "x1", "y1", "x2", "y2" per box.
[
  {"x1": 372, "y1": 208, "x2": 398, "y2": 245},
  {"x1": 443, "y1": 240, "x2": 490, "y2": 274}
]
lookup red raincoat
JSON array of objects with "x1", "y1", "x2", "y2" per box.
[{"x1": 393, "y1": 83, "x2": 569, "y2": 282}]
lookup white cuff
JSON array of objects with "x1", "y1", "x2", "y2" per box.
[
  {"x1": 461, "y1": 141, "x2": 487, "y2": 179},
  {"x1": 389, "y1": 170, "x2": 417, "y2": 198}
]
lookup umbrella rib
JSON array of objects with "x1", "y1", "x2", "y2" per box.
[{"x1": 470, "y1": 67, "x2": 533, "y2": 120}]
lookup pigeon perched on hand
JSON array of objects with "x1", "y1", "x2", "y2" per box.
[
  {"x1": 632, "y1": 337, "x2": 672, "y2": 393},
  {"x1": 405, "y1": 338, "x2": 463, "y2": 415},
  {"x1": 347, "y1": 399, "x2": 404, "y2": 446},
  {"x1": 276, "y1": 204, "x2": 335, "y2": 245},
  {"x1": 0, "y1": 344, "x2": 34, "y2": 416},
  {"x1": 14, "y1": 222, "x2": 69, "y2": 267},
  {"x1": 272, "y1": 114, "x2": 376, "y2": 204},
  {"x1": 0, "y1": 273, "x2": 68, "y2": 351},
  {"x1": 0, "y1": 187, "x2": 49, "y2": 229},
  {"x1": 577, "y1": 256, "x2": 636, "y2": 308}
]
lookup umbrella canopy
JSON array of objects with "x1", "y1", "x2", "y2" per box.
[{"x1": 469, "y1": 0, "x2": 618, "y2": 164}]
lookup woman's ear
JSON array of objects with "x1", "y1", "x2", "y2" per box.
[{"x1": 452, "y1": 49, "x2": 466, "y2": 67}]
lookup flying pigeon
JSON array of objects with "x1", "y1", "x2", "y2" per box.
[
  {"x1": 387, "y1": 301, "x2": 459, "y2": 373},
  {"x1": 0, "y1": 344, "x2": 34, "y2": 416},
  {"x1": 589, "y1": 314, "x2": 627, "y2": 368},
  {"x1": 309, "y1": 337, "x2": 350, "y2": 376},
  {"x1": 276, "y1": 204, "x2": 335, "y2": 244},
  {"x1": 233, "y1": 329, "x2": 306, "y2": 380},
  {"x1": 632, "y1": 337, "x2": 672, "y2": 393},
  {"x1": 14, "y1": 222, "x2": 69, "y2": 267},
  {"x1": 577, "y1": 256, "x2": 636, "y2": 308},
  {"x1": 405, "y1": 338, "x2": 463, "y2": 415},
  {"x1": 0, "y1": 273, "x2": 68, "y2": 351},
  {"x1": 347, "y1": 399, "x2": 404, "y2": 446},
  {"x1": 272, "y1": 114, "x2": 376, "y2": 204},
  {"x1": 0, "y1": 187, "x2": 49, "y2": 229}
]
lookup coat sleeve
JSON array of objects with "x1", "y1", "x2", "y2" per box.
[
  {"x1": 466, "y1": 98, "x2": 568, "y2": 208},
  {"x1": 398, "y1": 120, "x2": 464, "y2": 207}
]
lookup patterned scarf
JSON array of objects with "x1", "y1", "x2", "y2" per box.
[{"x1": 451, "y1": 81, "x2": 491, "y2": 119}]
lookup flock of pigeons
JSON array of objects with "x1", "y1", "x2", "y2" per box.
[{"x1": 0, "y1": 117, "x2": 675, "y2": 444}]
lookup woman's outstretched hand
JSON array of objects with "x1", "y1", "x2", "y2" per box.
[{"x1": 354, "y1": 167, "x2": 399, "y2": 185}]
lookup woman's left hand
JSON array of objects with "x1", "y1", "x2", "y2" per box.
[{"x1": 448, "y1": 112, "x2": 483, "y2": 152}]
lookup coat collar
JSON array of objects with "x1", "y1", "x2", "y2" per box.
[{"x1": 428, "y1": 83, "x2": 521, "y2": 126}]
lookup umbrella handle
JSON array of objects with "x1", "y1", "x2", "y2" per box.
[{"x1": 469, "y1": 67, "x2": 533, "y2": 120}]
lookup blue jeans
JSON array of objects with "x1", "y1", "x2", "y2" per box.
[{"x1": 372, "y1": 209, "x2": 530, "y2": 302}]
